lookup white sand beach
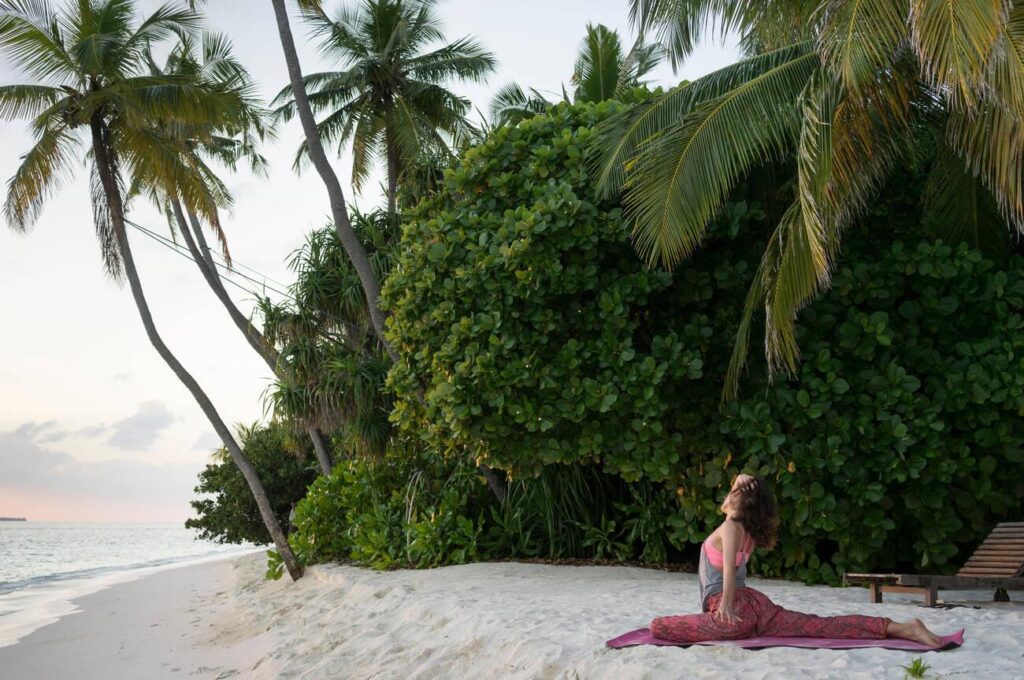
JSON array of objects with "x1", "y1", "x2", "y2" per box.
[{"x1": 1, "y1": 552, "x2": 1022, "y2": 680}]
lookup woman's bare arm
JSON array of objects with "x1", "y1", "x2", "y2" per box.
[{"x1": 717, "y1": 519, "x2": 743, "y2": 623}]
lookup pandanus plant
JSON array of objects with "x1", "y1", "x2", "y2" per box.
[
  {"x1": 260, "y1": 210, "x2": 397, "y2": 462},
  {"x1": 0, "y1": 0, "x2": 302, "y2": 579},
  {"x1": 597, "y1": 0, "x2": 1024, "y2": 396}
]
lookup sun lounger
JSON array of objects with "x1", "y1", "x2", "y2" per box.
[{"x1": 845, "y1": 522, "x2": 1024, "y2": 606}]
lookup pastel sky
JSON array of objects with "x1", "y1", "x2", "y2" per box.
[{"x1": 0, "y1": 0, "x2": 738, "y2": 523}]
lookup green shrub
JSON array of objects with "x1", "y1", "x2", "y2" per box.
[
  {"x1": 381, "y1": 95, "x2": 1024, "y2": 583},
  {"x1": 384, "y1": 96, "x2": 707, "y2": 481},
  {"x1": 693, "y1": 241, "x2": 1024, "y2": 583},
  {"x1": 186, "y1": 423, "x2": 319, "y2": 544},
  {"x1": 289, "y1": 447, "x2": 494, "y2": 569}
]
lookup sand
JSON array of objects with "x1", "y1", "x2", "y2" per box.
[{"x1": 1, "y1": 552, "x2": 1022, "y2": 679}]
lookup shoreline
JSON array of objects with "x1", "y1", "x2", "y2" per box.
[
  {"x1": 1, "y1": 553, "x2": 1021, "y2": 679},
  {"x1": 0, "y1": 546, "x2": 264, "y2": 648}
]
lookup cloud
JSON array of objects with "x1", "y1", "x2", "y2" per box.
[
  {"x1": 105, "y1": 401, "x2": 177, "y2": 450},
  {"x1": 191, "y1": 430, "x2": 224, "y2": 452},
  {"x1": 13, "y1": 421, "x2": 67, "y2": 442},
  {"x1": 0, "y1": 425, "x2": 203, "y2": 521},
  {"x1": 10, "y1": 401, "x2": 178, "y2": 451}
]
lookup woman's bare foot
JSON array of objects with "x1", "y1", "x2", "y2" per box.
[{"x1": 888, "y1": 618, "x2": 942, "y2": 647}]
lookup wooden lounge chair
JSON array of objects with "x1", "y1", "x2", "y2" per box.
[{"x1": 845, "y1": 522, "x2": 1024, "y2": 606}]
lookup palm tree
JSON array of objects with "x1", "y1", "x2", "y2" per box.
[
  {"x1": 596, "y1": 0, "x2": 1024, "y2": 396},
  {"x1": 572, "y1": 23, "x2": 664, "y2": 102},
  {"x1": 264, "y1": 0, "x2": 507, "y2": 499},
  {"x1": 489, "y1": 24, "x2": 664, "y2": 127},
  {"x1": 0, "y1": 0, "x2": 303, "y2": 580},
  {"x1": 258, "y1": 0, "x2": 395, "y2": 363},
  {"x1": 133, "y1": 32, "x2": 336, "y2": 476},
  {"x1": 271, "y1": 0, "x2": 496, "y2": 217}
]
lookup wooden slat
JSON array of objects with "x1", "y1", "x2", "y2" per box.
[
  {"x1": 994, "y1": 522, "x2": 1024, "y2": 528},
  {"x1": 973, "y1": 546, "x2": 1024, "y2": 554},
  {"x1": 990, "y1": 529, "x2": 1024, "y2": 537},
  {"x1": 899, "y1": 574, "x2": 1024, "y2": 589},
  {"x1": 963, "y1": 558, "x2": 1024, "y2": 566},
  {"x1": 844, "y1": 573, "x2": 898, "y2": 584},
  {"x1": 977, "y1": 539, "x2": 1024, "y2": 545}
]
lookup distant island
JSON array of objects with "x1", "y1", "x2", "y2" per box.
[{"x1": 0, "y1": 517, "x2": 27, "y2": 522}]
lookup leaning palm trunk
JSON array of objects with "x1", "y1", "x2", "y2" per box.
[
  {"x1": 269, "y1": 0, "x2": 398, "y2": 363},
  {"x1": 89, "y1": 120, "x2": 303, "y2": 581},
  {"x1": 268, "y1": 0, "x2": 505, "y2": 500},
  {"x1": 169, "y1": 200, "x2": 334, "y2": 475}
]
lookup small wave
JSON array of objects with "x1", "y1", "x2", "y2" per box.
[{"x1": 0, "y1": 548, "x2": 255, "y2": 597}]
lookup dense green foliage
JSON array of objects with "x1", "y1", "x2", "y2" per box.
[
  {"x1": 288, "y1": 448, "x2": 694, "y2": 570},
  {"x1": 187, "y1": 423, "x2": 319, "y2": 544},
  {"x1": 383, "y1": 94, "x2": 705, "y2": 482},
  {"x1": 382, "y1": 98, "x2": 1024, "y2": 583}
]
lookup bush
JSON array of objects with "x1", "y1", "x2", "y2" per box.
[
  {"x1": 691, "y1": 241, "x2": 1024, "y2": 583},
  {"x1": 384, "y1": 96, "x2": 708, "y2": 481},
  {"x1": 186, "y1": 423, "x2": 319, "y2": 544},
  {"x1": 381, "y1": 96, "x2": 1024, "y2": 583},
  {"x1": 289, "y1": 447, "x2": 493, "y2": 569}
]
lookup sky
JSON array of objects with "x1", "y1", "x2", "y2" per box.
[{"x1": 0, "y1": 0, "x2": 738, "y2": 523}]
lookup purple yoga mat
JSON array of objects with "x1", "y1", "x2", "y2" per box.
[{"x1": 606, "y1": 628, "x2": 965, "y2": 652}]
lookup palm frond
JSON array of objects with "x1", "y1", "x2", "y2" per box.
[
  {"x1": 817, "y1": 0, "x2": 909, "y2": 93},
  {"x1": 572, "y1": 23, "x2": 624, "y2": 103},
  {"x1": 923, "y1": 137, "x2": 1009, "y2": 252},
  {"x1": 909, "y1": 0, "x2": 1005, "y2": 109},
  {"x1": 88, "y1": 157, "x2": 124, "y2": 281},
  {"x1": 0, "y1": 82, "x2": 61, "y2": 119},
  {"x1": 946, "y1": 101, "x2": 1024, "y2": 231},
  {"x1": 591, "y1": 40, "x2": 816, "y2": 200},
  {"x1": 0, "y1": 0, "x2": 79, "y2": 84},
  {"x1": 622, "y1": 48, "x2": 819, "y2": 268},
  {"x1": 3, "y1": 122, "x2": 79, "y2": 230}
]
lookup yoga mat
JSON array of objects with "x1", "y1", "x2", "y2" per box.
[{"x1": 606, "y1": 628, "x2": 965, "y2": 652}]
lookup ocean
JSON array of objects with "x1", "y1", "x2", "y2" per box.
[{"x1": 0, "y1": 522, "x2": 261, "y2": 647}]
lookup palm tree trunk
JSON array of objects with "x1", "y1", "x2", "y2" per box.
[
  {"x1": 267, "y1": 1, "x2": 506, "y2": 501},
  {"x1": 386, "y1": 132, "x2": 399, "y2": 218},
  {"x1": 269, "y1": 0, "x2": 398, "y2": 363},
  {"x1": 171, "y1": 201, "x2": 334, "y2": 475},
  {"x1": 90, "y1": 119, "x2": 303, "y2": 581}
]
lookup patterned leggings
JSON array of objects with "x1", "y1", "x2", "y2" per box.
[{"x1": 651, "y1": 587, "x2": 891, "y2": 643}]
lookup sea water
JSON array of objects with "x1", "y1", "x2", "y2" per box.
[{"x1": 0, "y1": 522, "x2": 260, "y2": 647}]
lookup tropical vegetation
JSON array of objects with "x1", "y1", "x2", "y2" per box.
[
  {"x1": 3, "y1": 0, "x2": 1023, "y2": 589},
  {"x1": 598, "y1": 0, "x2": 1024, "y2": 395}
]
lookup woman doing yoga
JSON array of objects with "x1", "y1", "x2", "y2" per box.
[{"x1": 650, "y1": 474, "x2": 942, "y2": 647}]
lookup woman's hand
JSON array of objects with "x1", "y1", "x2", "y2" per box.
[
  {"x1": 715, "y1": 603, "x2": 742, "y2": 626},
  {"x1": 733, "y1": 473, "x2": 755, "y2": 490}
]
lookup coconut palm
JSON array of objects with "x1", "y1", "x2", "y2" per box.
[
  {"x1": 572, "y1": 23, "x2": 665, "y2": 102},
  {"x1": 0, "y1": 0, "x2": 303, "y2": 579},
  {"x1": 489, "y1": 24, "x2": 663, "y2": 128},
  {"x1": 256, "y1": 0, "x2": 393, "y2": 363},
  {"x1": 596, "y1": 0, "x2": 1024, "y2": 396},
  {"x1": 133, "y1": 31, "x2": 337, "y2": 476},
  {"x1": 271, "y1": 0, "x2": 496, "y2": 217}
]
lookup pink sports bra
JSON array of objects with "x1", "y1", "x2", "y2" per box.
[{"x1": 702, "y1": 531, "x2": 754, "y2": 568}]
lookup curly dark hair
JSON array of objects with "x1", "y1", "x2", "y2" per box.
[{"x1": 733, "y1": 477, "x2": 780, "y2": 549}]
